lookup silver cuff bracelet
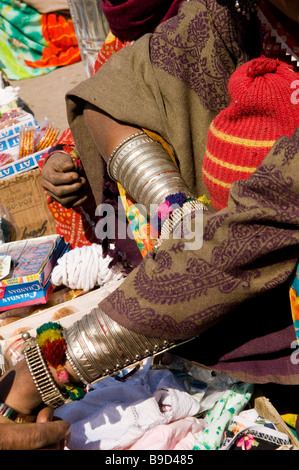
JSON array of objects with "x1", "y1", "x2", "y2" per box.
[
  {"x1": 107, "y1": 131, "x2": 195, "y2": 213},
  {"x1": 155, "y1": 199, "x2": 205, "y2": 248},
  {"x1": 63, "y1": 308, "x2": 177, "y2": 384},
  {"x1": 22, "y1": 332, "x2": 68, "y2": 409}
]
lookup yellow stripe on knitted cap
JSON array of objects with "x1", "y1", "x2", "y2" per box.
[
  {"x1": 205, "y1": 149, "x2": 257, "y2": 173},
  {"x1": 210, "y1": 122, "x2": 276, "y2": 148},
  {"x1": 202, "y1": 167, "x2": 231, "y2": 188}
]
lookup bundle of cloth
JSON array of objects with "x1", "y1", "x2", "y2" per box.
[{"x1": 0, "y1": 0, "x2": 80, "y2": 80}]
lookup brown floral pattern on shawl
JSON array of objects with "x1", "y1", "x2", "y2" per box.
[
  {"x1": 98, "y1": 129, "x2": 299, "y2": 384},
  {"x1": 150, "y1": 0, "x2": 257, "y2": 113}
]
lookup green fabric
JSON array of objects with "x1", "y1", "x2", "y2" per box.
[
  {"x1": 0, "y1": 0, "x2": 56, "y2": 79},
  {"x1": 193, "y1": 382, "x2": 254, "y2": 450}
]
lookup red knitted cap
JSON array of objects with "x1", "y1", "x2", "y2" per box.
[{"x1": 202, "y1": 56, "x2": 299, "y2": 210}]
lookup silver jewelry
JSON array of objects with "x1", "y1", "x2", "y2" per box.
[
  {"x1": 22, "y1": 332, "x2": 68, "y2": 409},
  {"x1": 64, "y1": 347, "x2": 89, "y2": 385},
  {"x1": 63, "y1": 309, "x2": 177, "y2": 384},
  {"x1": 153, "y1": 199, "x2": 205, "y2": 252},
  {"x1": 107, "y1": 131, "x2": 195, "y2": 213},
  {"x1": 106, "y1": 131, "x2": 145, "y2": 174},
  {"x1": 235, "y1": 0, "x2": 258, "y2": 19}
]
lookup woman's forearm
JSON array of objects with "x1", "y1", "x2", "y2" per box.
[
  {"x1": 83, "y1": 103, "x2": 141, "y2": 162},
  {"x1": 83, "y1": 103, "x2": 196, "y2": 212}
]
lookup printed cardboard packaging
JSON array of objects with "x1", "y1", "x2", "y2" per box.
[
  {"x1": 0, "y1": 168, "x2": 56, "y2": 240},
  {"x1": 0, "y1": 235, "x2": 69, "y2": 311}
]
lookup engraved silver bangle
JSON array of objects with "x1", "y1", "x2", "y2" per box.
[
  {"x1": 154, "y1": 199, "x2": 206, "y2": 251},
  {"x1": 107, "y1": 131, "x2": 195, "y2": 213},
  {"x1": 64, "y1": 347, "x2": 89, "y2": 385},
  {"x1": 63, "y1": 308, "x2": 177, "y2": 384},
  {"x1": 22, "y1": 332, "x2": 68, "y2": 409},
  {"x1": 106, "y1": 131, "x2": 145, "y2": 174}
]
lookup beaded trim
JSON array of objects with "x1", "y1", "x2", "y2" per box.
[{"x1": 235, "y1": 0, "x2": 258, "y2": 19}]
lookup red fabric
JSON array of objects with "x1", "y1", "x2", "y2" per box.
[
  {"x1": 39, "y1": 128, "x2": 98, "y2": 248},
  {"x1": 101, "y1": 0, "x2": 185, "y2": 41},
  {"x1": 94, "y1": 35, "x2": 130, "y2": 73},
  {"x1": 25, "y1": 13, "x2": 81, "y2": 69},
  {"x1": 259, "y1": 1, "x2": 299, "y2": 67}
]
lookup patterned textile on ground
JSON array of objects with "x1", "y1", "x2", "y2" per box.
[
  {"x1": 0, "y1": 0, "x2": 80, "y2": 80},
  {"x1": 54, "y1": 355, "x2": 294, "y2": 450}
]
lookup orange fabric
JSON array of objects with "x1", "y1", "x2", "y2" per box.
[
  {"x1": 25, "y1": 13, "x2": 81, "y2": 69},
  {"x1": 94, "y1": 32, "x2": 131, "y2": 73}
]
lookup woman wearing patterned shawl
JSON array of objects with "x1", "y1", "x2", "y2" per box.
[{"x1": 1, "y1": 0, "x2": 299, "y2": 438}]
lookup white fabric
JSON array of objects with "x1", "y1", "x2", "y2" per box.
[
  {"x1": 55, "y1": 363, "x2": 201, "y2": 450},
  {"x1": 51, "y1": 244, "x2": 124, "y2": 292}
]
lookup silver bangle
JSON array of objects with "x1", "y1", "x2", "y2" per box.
[
  {"x1": 107, "y1": 132, "x2": 195, "y2": 213},
  {"x1": 154, "y1": 199, "x2": 205, "y2": 251},
  {"x1": 22, "y1": 332, "x2": 68, "y2": 409},
  {"x1": 63, "y1": 308, "x2": 177, "y2": 384},
  {"x1": 64, "y1": 347, "x2": 89, "y2": 385},
  {"x1": 106, "y1": 131, "x2": 145, "y2": 176}
]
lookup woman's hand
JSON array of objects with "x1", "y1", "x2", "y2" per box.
[
  {"x1": 0, "y1": 407, "x2": 70, "y2": 450},
  {"x1": 0, "y1": 360, "x2": 71, "y2": 449},
  {"x1": 41, "y1": 151, "x2": 88, "y2": 208}
]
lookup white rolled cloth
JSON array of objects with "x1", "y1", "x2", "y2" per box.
[{"x1": 51, "y1": 244, "x2": 124, "y2": 292}]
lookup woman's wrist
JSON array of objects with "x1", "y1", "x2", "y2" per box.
[{"x1": 0, "y1": 360, "x2": 43, "y2": 416}]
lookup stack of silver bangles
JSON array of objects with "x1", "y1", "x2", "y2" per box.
[
  {"x1": 107, "y1": 131, "x2": 195, "y2": 213},
  {"x1": 107, "y1": 130, "x2": 205, "y2": 247},
  {"x1": 20, "y1": 132, "x2": 201, "y2": 401},
  {"x1": 63, "y1": 308, "x2": 177, "y2": 384}
]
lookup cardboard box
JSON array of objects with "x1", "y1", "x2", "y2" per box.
[
  {"x1": 0, "y1": 235, "x2": 69, "y2": 311},
  {"x1": 0, "y1": 168, "x2": 57, "y2": 240},
  {"x1": 0, "y1": 147, "x2": 49, "y2": 181},
  {"x1": 0, "y1": 112, "x2": 37, "y2": 159}
]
